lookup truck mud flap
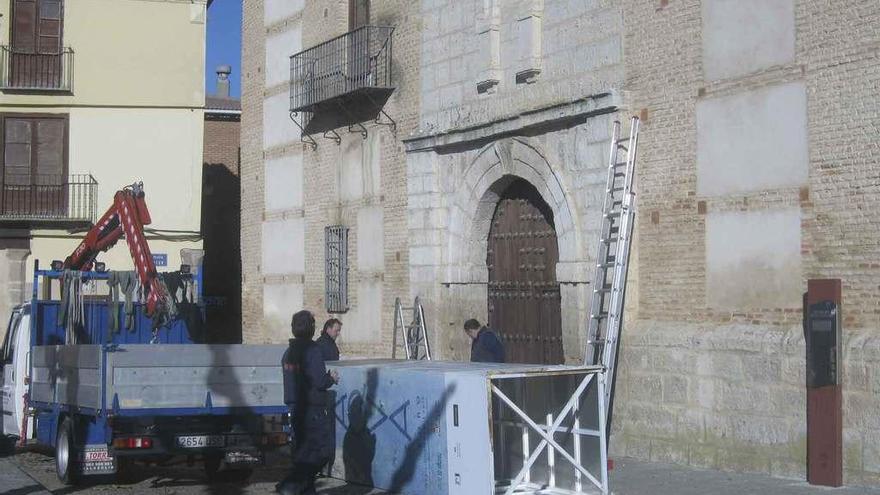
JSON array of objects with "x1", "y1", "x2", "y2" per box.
[{"x1": 81, "y1": 444, "x2": 116, "y2": 475}]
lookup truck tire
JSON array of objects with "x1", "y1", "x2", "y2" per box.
[
  {"x1": 55, "y1": 418, "x2": 80, "y2": 485},
  {"x1": 0, "y1": 435, "x2": 15, "y2": 457},
  {"x1": 204, "y1": 454, "x2": 253, "y2": 483},
  {"x1": 203, "y1": 453, "x2": 222, "y2": 480}
]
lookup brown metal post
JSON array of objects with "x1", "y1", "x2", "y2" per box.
[{"x1": 805, "y1": 279, "x2": 842, "y2": 487}]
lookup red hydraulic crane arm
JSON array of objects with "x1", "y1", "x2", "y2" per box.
[{"x1": 64, "y1": 182, "x2": 169, "y2": 319}]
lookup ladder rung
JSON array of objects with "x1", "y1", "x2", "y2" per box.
[
  {"x1": 588, "y1": 338, "x2": 616, "y2": 345},
  {"x1": 601, "y1": 237, "x2": 617, "y2": 244},
  {"x1": 609, "y1": 187, "x2": 624, "y2": 193},
  {"x1": 590, "y1": 312, "x2": 608, "y2": 320},
  {"x1": 617, "y1": 144, "x2": 628, "y2": 152},
  {"x1": 617, "y1": 137, "x2": 630, "y2": 144},
  {"x1": 597, "y1": 261, "x2": 616, "y2": 269},
  {"x1": 594, "y1": 286, "x2": 613, "y2": 294},
  {"x1": 612, "y1": 162, "x2": 627, "y2": 168},
  {"x1": 613, "y1": 172, "x2": 626, "y2": 178},
  {"x1": 605, "y1": 211, "x2": 621, "y2": 219}
]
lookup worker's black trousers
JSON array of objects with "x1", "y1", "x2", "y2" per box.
[{"x1": 280, "y1": 405, "x2": 333, "y2": 494}]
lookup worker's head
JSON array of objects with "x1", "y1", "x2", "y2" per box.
[
  {"x1": 323, "y1": 318, "x2": 342, "y2": 340},
  {"x1": 291, "y1": 310, "x2": 316, "y2": 340},
  {"x1": 463, "y1": 319, "x2": 481, "y2": 340}
]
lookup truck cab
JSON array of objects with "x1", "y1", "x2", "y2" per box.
[{"x1": 1, "y1": 306, "x2": 29, "y2": 451}]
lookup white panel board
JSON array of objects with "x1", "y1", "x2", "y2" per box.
[
  {"x1": 342, "y1": 279, "x2": 382, "y2": 343},
  {"x1": 702, "y1": 0, "x2": 795, "y2": 81},
  {"x1": 261, "y1": 218, "x2": 305, "y2": 275},
  {"x1": 706, "y1": 208, "x2": 802, "y2": 309},
  {"x1": 357, "y1": 206, "x2": 384, "y2": 272},
  {"x1": 265, "y1": 24, "x2": 302, "y2": 87},
  {"x1": 265, "y1": 154, "x2": 303, "y2": 211},
  {"x1": 264, "y1": 0, "x2": 304, "y2": 26},
  {"x1": 263, "y1": 92, "x2": 299, "y2": 150},
  {"x1": 263, "y1": 284, "x2": 304, "y2": 341},
  {"x1": 697, "y1": 82, "x2": 808, "y2": 196}
]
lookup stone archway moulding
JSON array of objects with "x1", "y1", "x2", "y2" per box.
[{"x1": 444, "y1": 136, "x2": 588, "y2": 286}]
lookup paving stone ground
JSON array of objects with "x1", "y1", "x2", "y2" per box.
[{"x1": 4, "y1": 450, "x2": 880, "y2": 494}]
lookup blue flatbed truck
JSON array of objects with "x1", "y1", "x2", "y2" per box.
[{"x1": 0, "y1": 264, "x2": 290, "y2": 484}]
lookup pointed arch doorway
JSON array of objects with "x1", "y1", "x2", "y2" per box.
[{"x1": 487, "y1": 178, "x2": 563, "y2": 364}]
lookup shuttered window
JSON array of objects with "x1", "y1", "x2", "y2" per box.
[
  {"x1": 0, "y1": 114, "x2": 68, "y2": 215},
  {"x1": 10, "y1": 0, "x2": 64, "y2": 89},
  {"x1": 12, "y1": 0, "x2": 63, "y2": 54}
]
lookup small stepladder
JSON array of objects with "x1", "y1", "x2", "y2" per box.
[
  {"x1": 392, "y1": 296, "x2": 432, "y2": 360},
  {"x1": 585, "y1": 116, "x2": 641, "y2": 420}
]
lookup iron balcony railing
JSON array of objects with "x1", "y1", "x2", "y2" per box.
[
  {"x1": 0, "y1": 174, "x2": 97, "y2": 224},
  {"x1": 0, "y1": 46, "x2": 74, "y2": 92},
  {"x1": 289, "y1": 25, "x2": 394, "y2": 113}
]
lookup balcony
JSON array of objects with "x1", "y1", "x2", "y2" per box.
[
  {"x1": 0, "y1": 174, "x2": 97, "y2": 228},
  {"x1": 289, "y1": 26, "x2": 395, "y2": 138},
  {"x1": 0, "y1": 46, "x2": 74, "y2": 92}
]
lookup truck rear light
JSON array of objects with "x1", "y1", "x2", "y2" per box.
[{"x1": 113, "y1": 437, "x2": 153, "y2": 449}]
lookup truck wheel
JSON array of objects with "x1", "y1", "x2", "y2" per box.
[
  {"x1": 116, "y1": 457, "x2": 136, "y2": 483},
  {"x1": 55, "y1": 418, "x2": 80, "y2": 485},
  {"x1": 0, "y1": 436, "x2": 14, "y2": 457}
]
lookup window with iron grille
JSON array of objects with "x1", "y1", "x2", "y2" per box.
[{"x1": 325, "y1": 225, "x2": 349, "y2": 313}]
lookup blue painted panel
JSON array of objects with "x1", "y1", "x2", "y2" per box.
[
  {"x1": 35, "y1": 410, "x2": 56, "y2": 445},
  {"x1": 34, "y1": 301, "x2": 198, "y2": 346},
  {"x1": 331, "y1": 364, "x2": 451, "y2": 495}
]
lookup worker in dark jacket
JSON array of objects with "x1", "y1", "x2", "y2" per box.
[
  {"x1": 314, "y1": 318, "x2": 341, "y2": 478},
  {"x1": 464, "y1": 319, "x2": 505, "y2": 363},
  {"x1": 277, "y1": 310, "x2": 339, "y2": 495},
  {"x1": 315, "y1": 318, "x2": 341, "y2": 362}
]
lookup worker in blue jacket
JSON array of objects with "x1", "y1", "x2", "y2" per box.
[
  {"x1": 277, "y1": 310, "x2": 339, "y2": 495},
  {"x1": 464, "y1": 319, "x2": 505, "y2": 363}
]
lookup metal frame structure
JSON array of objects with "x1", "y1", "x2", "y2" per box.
[
  {"x1": 288, "y1": 25, "x2": 396, "y2": 148},
  {"x1": 490, "y1": 368, "x2": 608, "y2": 495},
  {"x1": 0, "y1": 46, "x2": 75, "y2": 92},
  {"x1": 324, "y1": 225, "x2": 349, "y2": 313},
  {"x1": 391, "y1": 296, "x2": 432, "y2": 360}
]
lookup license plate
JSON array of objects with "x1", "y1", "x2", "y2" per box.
[
  {"x1": 81, "y1": 445, "x2": 115, "y2": 475},
  {"x1": 176, "y1": 435, "x2": 225, "y2": 448}
]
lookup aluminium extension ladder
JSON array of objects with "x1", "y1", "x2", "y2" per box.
[
  {"x1": 392, "y1": 296, "x2": 432, "y2": 360},
  {"x1": 585, "y1": 116, "x2": 641, "y2": 420}
]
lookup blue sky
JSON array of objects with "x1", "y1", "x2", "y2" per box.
[{"x1": 205, "y1": 0, "x2": 242, "y2": 98}]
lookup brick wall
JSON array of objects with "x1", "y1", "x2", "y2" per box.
[
  {"x1": 615, "y1": 0, "x2": 880, "y2": 484},
  {"x1": 203, "y1": 117, "x2": 241, "y2": 173},
  {"x1": 203, "y1": 114, "x2": 241, "y2": 342},
  {"x1": 241, "y1": 0, "x2": 267, "y2": 342},
  {"x1": 240, "y1": 0, "x2": 420, "y2": 354}
]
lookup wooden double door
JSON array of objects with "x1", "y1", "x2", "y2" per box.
[{"x1": 487, "y1": 179, "x2": 563, "y2": 364}]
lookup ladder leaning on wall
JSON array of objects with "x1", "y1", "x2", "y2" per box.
[
  {"x1": 392, "y1": 297, "x2": 433, "y2": 360},
  {"x1": 585, "y1": 116, "x2": 641, "y2": 421}
]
